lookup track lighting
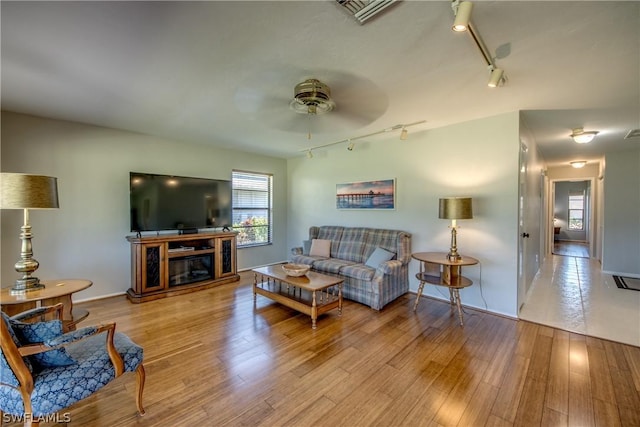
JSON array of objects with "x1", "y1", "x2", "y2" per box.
[
  {"x1": 452, "y1": 1, "x2": 507, "y2": 88},
  {"x1": 570, "y1": 161, "x2": 587, "y2": 168},
  {"x1": 452, "y1": 1, "x2": 473, "y2": 32},
  {"x1": 488, "y1": 67, "x2": 504, "y2": 88},
  {"x1": 570, "y1": 128, "x2": 598, "y2": 144},
  {"x1": 300, "y1": 120, "x2": 426, "y2": 158}
]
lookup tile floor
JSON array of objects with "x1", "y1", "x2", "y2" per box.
[{"x1": 519, "y1": 252, "x2": 640, "y2": 347}]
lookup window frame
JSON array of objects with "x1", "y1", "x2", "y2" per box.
[
  {"x1": 568, "y1": 191, "x2": 585, "y2": 231},
  {"x1": 231, "y1": 170, "x2": 273, "y2": 248}
]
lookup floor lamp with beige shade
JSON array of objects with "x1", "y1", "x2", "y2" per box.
[{"x1": 0, "y1": 173, "x2": 59, "y2": 294}]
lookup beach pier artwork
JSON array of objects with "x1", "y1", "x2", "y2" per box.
[{"x1": 336, "y1": 179, "x2": 395, "y2": 210}]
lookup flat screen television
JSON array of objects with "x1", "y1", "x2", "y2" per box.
[{"x1": 129, "y1": 172, "x2": 232, "y2": 232}]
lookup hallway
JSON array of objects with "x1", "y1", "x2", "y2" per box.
[{"x1": 519, "y1": 254, "x2": 640, "y2": 347}]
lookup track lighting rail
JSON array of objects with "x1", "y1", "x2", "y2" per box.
[{"x1": 300, "y1": 120, "x2": 426, "y2": 157}]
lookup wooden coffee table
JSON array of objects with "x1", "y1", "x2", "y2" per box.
[{"x1": 252, "y1": 265, "x2": 343, "y2": 329}]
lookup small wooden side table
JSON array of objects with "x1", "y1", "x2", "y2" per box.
[
  {"x1": 1, "y1": 279, "x2": 92, "y2": 332},
  {"x1": 411, "y1": 252, "x2": 479, "y2": 326}
]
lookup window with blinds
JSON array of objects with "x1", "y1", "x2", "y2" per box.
[
  {"x1": 232, "y1": 170, "x2": 272, "y2": 247},
  {"x1": 568, "y1": 191, "x2": 585, "y2": 231}
]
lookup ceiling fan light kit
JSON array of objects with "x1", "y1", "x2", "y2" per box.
[
  {"x1": 570, "y1": 128, "x2": 598, "y2": 144},
  {"x1": 290, "y1": 79, "x2": 336, "y2": 115}
]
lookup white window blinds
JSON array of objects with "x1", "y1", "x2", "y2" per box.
[{"x1": 232, "y1": 170, "x2": 273, "y2": 247}]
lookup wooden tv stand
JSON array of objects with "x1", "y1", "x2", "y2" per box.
[{"x1": 126, "y1": 231, "x2": 240, "y2": 303}]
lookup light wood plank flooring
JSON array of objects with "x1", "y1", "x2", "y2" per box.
[{"x1": 7, "y1": 271, "x2": 640, "y2": 426}]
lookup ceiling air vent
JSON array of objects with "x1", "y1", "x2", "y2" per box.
[
  {"x1": 624, "y1": 129, "x2": 640, "y2": 139},
  {"x1": 336, "y1": 0, "x2": 399, "y2": 24}
]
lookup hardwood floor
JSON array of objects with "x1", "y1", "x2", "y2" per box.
[{"x1": 7, "y1": 271, "x2": 640, "y2": 426}]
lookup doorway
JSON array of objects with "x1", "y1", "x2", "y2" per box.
[{"x1": 551, "y1": 179, "x2": 593, "y2": 258}]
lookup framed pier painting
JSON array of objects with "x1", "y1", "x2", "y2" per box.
[{"x1": 336, "y1": 179, "x2": 395, "y2": 210}]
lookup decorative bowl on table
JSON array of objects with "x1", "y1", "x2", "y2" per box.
[{"x1": 281, "y1": 263, "x2": 311, "y2": 277}]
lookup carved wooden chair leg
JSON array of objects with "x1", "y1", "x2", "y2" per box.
[{"x1": 135, "y1": 364, "x2": 146, "y2": 416}]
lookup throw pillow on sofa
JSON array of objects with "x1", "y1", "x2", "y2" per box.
[
  {"x1": 365, "y1": 247, "x2": 396, "y2": 268},
  {"x1": 309, "y1": 239, "x2": 331, "y2": 257}
]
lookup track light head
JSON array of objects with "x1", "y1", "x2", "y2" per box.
[
  {"x1": 400, "y1": 128, "x2": 408, "y2": 140},
  {"x1": 452, "y1": 1, "x2": 473, "y2": 32},
  {"x1": 488, "y1": 68, "x2": 504, "y2": 88},
  {"x1": 347, "y1": 141, "x2": 355, "y2": 151},
  {"x1": 306, "y1": 150, "x2": 313, "y2": 159}
]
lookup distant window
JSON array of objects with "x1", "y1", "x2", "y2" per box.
[
  {"x1": 232, "y1": 170, "x2": 272, "y2": 247},
  {"x1": 568, "y1": 192, "x2": 584, "y2": 231}
]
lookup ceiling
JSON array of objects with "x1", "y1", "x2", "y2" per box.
[{"x1": 2, "y1": 1, "x2": 639, "y2": 165}]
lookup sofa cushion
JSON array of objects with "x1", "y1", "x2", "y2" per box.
[
  {"x1": 312, "y1": 258, "x2": 356, "y2": 275},
  {"x1": 290, "y1": 254, "x2": 319, "y2": 265},
  {"x1": 365, "y1": 246, "x2": 396, "y2": 268},
  {"x1": 364, "y1": 229, "x2": 408, "y2": 263},
  {"x1": 335, "y1": 227, "x2": 368, "y2": 263},
  {"x1": 309, "y1": 239, "x2": 331, "y2": 257},
  {"x1": 340, "y1": 264, "x2": 376, "y2": 281}
]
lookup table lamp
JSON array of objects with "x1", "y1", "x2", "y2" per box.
[
  {"x1": 439, "y1": 197, "x2": 473, "y2": 262},
  {"x1": 1, "y1": 173, "x2": 59, "y2": 293}
]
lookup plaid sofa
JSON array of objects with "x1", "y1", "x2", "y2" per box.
[{"x1": 291, "y1": 226, "x2": 412, "y2": 310}]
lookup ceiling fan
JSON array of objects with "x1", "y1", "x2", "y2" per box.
[{"x1": 233, "y1": 68, "x2": 389, "y2": 137}]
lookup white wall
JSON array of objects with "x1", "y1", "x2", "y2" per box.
[
  {"x1": 2, "y1": 110, "x2": 529, "y2": 317},
  {"x1": 518, "y1": 119, "x2": 546, "y2": 308},
  {"x1": 1, "y1": 112, "x2": 288, "y2": 300},
  {"x1": 287, "y1": 112, "x2": 521, "y2": 317},
  {"x1": 602, "y1": 148, "x2": 640, "y2": 276}
]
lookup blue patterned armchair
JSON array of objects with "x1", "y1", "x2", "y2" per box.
[{"x1": 0, "y1": 304, "x2": 145, "y2": 427}]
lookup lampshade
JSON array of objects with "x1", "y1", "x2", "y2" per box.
[
  {"x1": 1, "y1": 173, "x2": 59, "y2": 209},
  {"x1": 439, "y1": 197, "x2": 473, "y2": 220}
]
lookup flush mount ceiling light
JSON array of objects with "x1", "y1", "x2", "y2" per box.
[
  {"x1": 570, "y1": 128, "x2": 599, "y2": 144},
  {"x1": 570, "y1": 161, "x2": 587, "y2": 168}
]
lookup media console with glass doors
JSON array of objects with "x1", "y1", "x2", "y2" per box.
[{"x1": 126, "y1": 231, "x2": 239, "y2": 303}]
